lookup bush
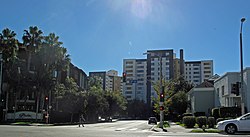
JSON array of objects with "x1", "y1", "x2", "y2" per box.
[
  {"x1": 182, "y1": 113, "x2": 193, "y2": 117},
  {"x1": 194, "y1": 112, "x2": 206, "y2": 117},
  {"x1": 216, "y1": 118, "x2": 225, "y2": 124},
  {"x1": 196, "y1": 116, "x2": 207, "y2": 128},
  {"x1": 219, "y1": 107, "x2": 241, "y2": 118},
  {"x1": 183, "y1": 116, "x2": 196, "y2": 128},
  {"x1": 211, "y1": 108, "x2": 220, "y2": 119},
  {"x1": 207, "y1": 117, "x2": 215, "y2": 128}
]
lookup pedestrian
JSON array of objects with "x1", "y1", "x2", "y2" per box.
[{"x1": 79, "y1": 114, "x2": 85, "y2": 127}]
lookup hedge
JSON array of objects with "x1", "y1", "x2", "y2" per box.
[
  {"x1": 196, "y1": 116, "x2": 207, "y2": 128},
  {"x1": 183, "y1": 116, "x2": 196, "y2": 128}
]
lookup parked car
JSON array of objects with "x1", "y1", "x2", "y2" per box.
[
  {"x1": 216, "y1": 112, "x2": 250, "y2": 134},
  {"x1": 148, "y1": 117, "x2": 157, "y2": 124}
]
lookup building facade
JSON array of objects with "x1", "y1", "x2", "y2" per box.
[
  {"x1": 184, "y1": 60, "x2": 213, "y2": 85},
  {"x1": 214, "y1": 68, "x2": 250, "y2": 112},
  {"x1": 89, "y1": 70, "x2": 122, "y2": 92},
  {"x1": 123, "y1": 59, "x2": 147, "y2": 102},
  {"x1": 146, "y1": 50, "x2": 175, "y2": 105},
  {"x1": 187, "y1": 81, "x2": 215, "y2": 116}
]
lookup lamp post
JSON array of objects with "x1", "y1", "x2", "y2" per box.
[{"x1": 240, "y1": 17, "x2": 246, "y2": 115}]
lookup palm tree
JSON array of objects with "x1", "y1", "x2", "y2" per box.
[
  {"x1": 0, "y1": 28, "x2": 20, "y2": 115},
  {"x1": 22, "y1": 26, "x2": 44, "y2": 121}
]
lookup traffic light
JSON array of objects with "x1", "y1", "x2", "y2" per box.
[
  {"x1": 122, "y1": 72, "x2": 126, "y2": 82},
  {"x1": 45, "y1": 96, "x2": 49, "y2": 104},
  {"x1": 160, "y1": 106, "x2": 164, "y2": 111},
  {"x1": 231, "y1": 82, "x2": 240, "y2": 96},
  {"x1": 160, "y1": 93, "x2": 164, "y2": 102}
]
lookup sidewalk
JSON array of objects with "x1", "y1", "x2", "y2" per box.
[
  {"x1": 152, "y1": 122, "x2": 192, "y2": 133},
  {"x1": 167, "y1": 122, "x2": 192, "y2": 133}
]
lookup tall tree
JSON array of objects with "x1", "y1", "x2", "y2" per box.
[{"x1": 0, "y1": 28, "x2": 20, "y2": 112}]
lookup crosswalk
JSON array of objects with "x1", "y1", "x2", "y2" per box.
[{"x1": 82, "y1": 120, "x2": 154, "y2": 132}]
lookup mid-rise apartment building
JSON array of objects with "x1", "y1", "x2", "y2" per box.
[
  {"x1": 123, "y1": 59, "x2": 147, "y2": 102},
  {"x1": 184, "y1": 60, "x2": 213, "y2": 85},
  {"x1": 89, "y1": 70, "x2": 122, "y2": 92},
  {"x1": 146, "y1": 50, "x2": 175, "y2": 104}
]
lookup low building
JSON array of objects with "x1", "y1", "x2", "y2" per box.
[
  {"x1": 187, "y1": 81, "x2": 215, "y2": 116},
  {"x1": 214, "y1": 67, "x2": 250, "y2": 112}
]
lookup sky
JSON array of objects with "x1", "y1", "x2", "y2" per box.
[{"x1": 1, "y1": 0, "x2": 250, "y2": 76}]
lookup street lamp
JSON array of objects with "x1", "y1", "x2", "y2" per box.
[{"x1": 240, "y1": 17, "x2": 246, "y2": 115}]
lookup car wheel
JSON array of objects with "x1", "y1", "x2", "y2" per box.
[{"x1": 225, "y1": 124, "x2": 237, "y2": 134}]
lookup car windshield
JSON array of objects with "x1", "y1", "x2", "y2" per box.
[{"x1": 1, "y1": 0, "x2": 250, "y2": 137}]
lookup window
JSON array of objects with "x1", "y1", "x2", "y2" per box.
[
  {"x1": 194, "y1": 80, "x2": 199, "y2": 82},
  {"x1": 222, "y1": 86, "x2": 224, "y2": 95},
  {"x1": 151, "y1": 63, "x2": 155, "y2": 65},
  {"x1": 193, "y1": 76, "x2": 200, "y2": 78},
  {"x1": 204, "y1": 62, "x2": 210, "y2": 65},
  {"x1": 126, "y1": 66, "x2": 133, "y2": 68},
  {"x1": 193, "y1": 64, "x2": 200, "y2": 66},
  {"x1": 217, "y1": 88, "x2": 220, "y2": 96},
  {"x1": 204, "y1": 67, "x2": 211, "y2": 69},
  {"x1": 204, "y1": 71, "x2": 211, "y2": 73},
  {"x1": 138, "y1": 78, "x2": 143, "y2": 81},
  {"x1": 126, "y1": 70, "x2": 133, "y2": 73},
  {"x1": 126, "y1": 61, "x2": 133, "y2": 64},
  {"x1": 137, "y1": 70, "x2": 144, "y2": 73},
  {"x1": 137, "y1": 66, "x2": 144, "y2": 68},
  {"x1": 194, "y1": 72, "x2": 200, "y2": 74},
  {"x1": 126, "y1": 91, "x2": 132, "y2": 94},
  {"x1": 126, "y1": 87, "x2": 132, "y2": 90},
  {"x1": 127, "y1": 74, "x2": 133, "y2": 77},
  {"x1": 137, "y1": 74, "x2": 143, "y2": 77},
  {"x1": 194, "y1": 68, "x2": 199, "y2": 70}
]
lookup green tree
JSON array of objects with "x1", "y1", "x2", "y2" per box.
[
  {"x1": 56, "y1": 77, "x2": 83, "y2": 122},
  {"x1": 104, "y1": 91, "x2": 127, "y2": 117},
  {"x1": 127, "y1": 99, "x2": 147, "y2": 118},
  {"x1": 152, "y1": 76, "x2": 193, "y2": 115}
]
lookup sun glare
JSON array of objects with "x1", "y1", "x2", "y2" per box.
[{"x1": 130, "y1": 0, "x2": 152, "y2": 19}]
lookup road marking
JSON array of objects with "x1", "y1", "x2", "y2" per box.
[
  {"x1": 115, "y1": 128, "x2": 126, "y2": 131},
  {"x1": 129, "y1": 128, "x2": 137, "y2": 131}
]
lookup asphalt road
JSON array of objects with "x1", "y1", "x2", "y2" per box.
[{"x1": 1, "y1": 120, "x2": 250, "y2": 137}]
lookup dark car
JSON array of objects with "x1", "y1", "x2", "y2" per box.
[{"x1": 148, "y1": 117, "x2": 157, "y2": 124}]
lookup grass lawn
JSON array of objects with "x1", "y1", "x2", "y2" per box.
[
  {"x1": 191, "y1": 129, "x2": 222, "y2": 133},
  {"x1": 14, "y1": 121, "x2": 32, "y2": 125}
]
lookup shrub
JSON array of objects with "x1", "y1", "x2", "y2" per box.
[
  {"x1": 196, "y1": 116, "x2": 207, "y2": 128},
  {"x1": 183, "y1": 116, "x2": 196, "y2": 128},
  {"x1": 194, "y1": 112, "x2": 206, "y2": 117},
  {"x1": 207, "y1": 117, "x2": 215, "y2": 128},
  {"x1": 211, "y1": 108, "x2": 220, "y2": 119},
  {"x1": 219, "y1": 107, "x2": 241, "y2": 118},
  {"x1": 216, "y1": 118, "x2": 225, "y2": 124}
]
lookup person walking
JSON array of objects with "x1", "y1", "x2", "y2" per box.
[{"x1": 79, "y1": 114, "x2": 85, "y2": 127}]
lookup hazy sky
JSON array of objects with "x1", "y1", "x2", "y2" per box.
[{"x1": 1, "y1": 0, "x2": 250, "y2": 76}]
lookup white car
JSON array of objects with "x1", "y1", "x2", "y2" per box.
[{"x1": 217, "y1": 112, "x2": 250, "y2": 134}]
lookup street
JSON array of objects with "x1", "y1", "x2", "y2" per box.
[{"x1": 0, "y1": 120, "x2": 250, "y2": 137}]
